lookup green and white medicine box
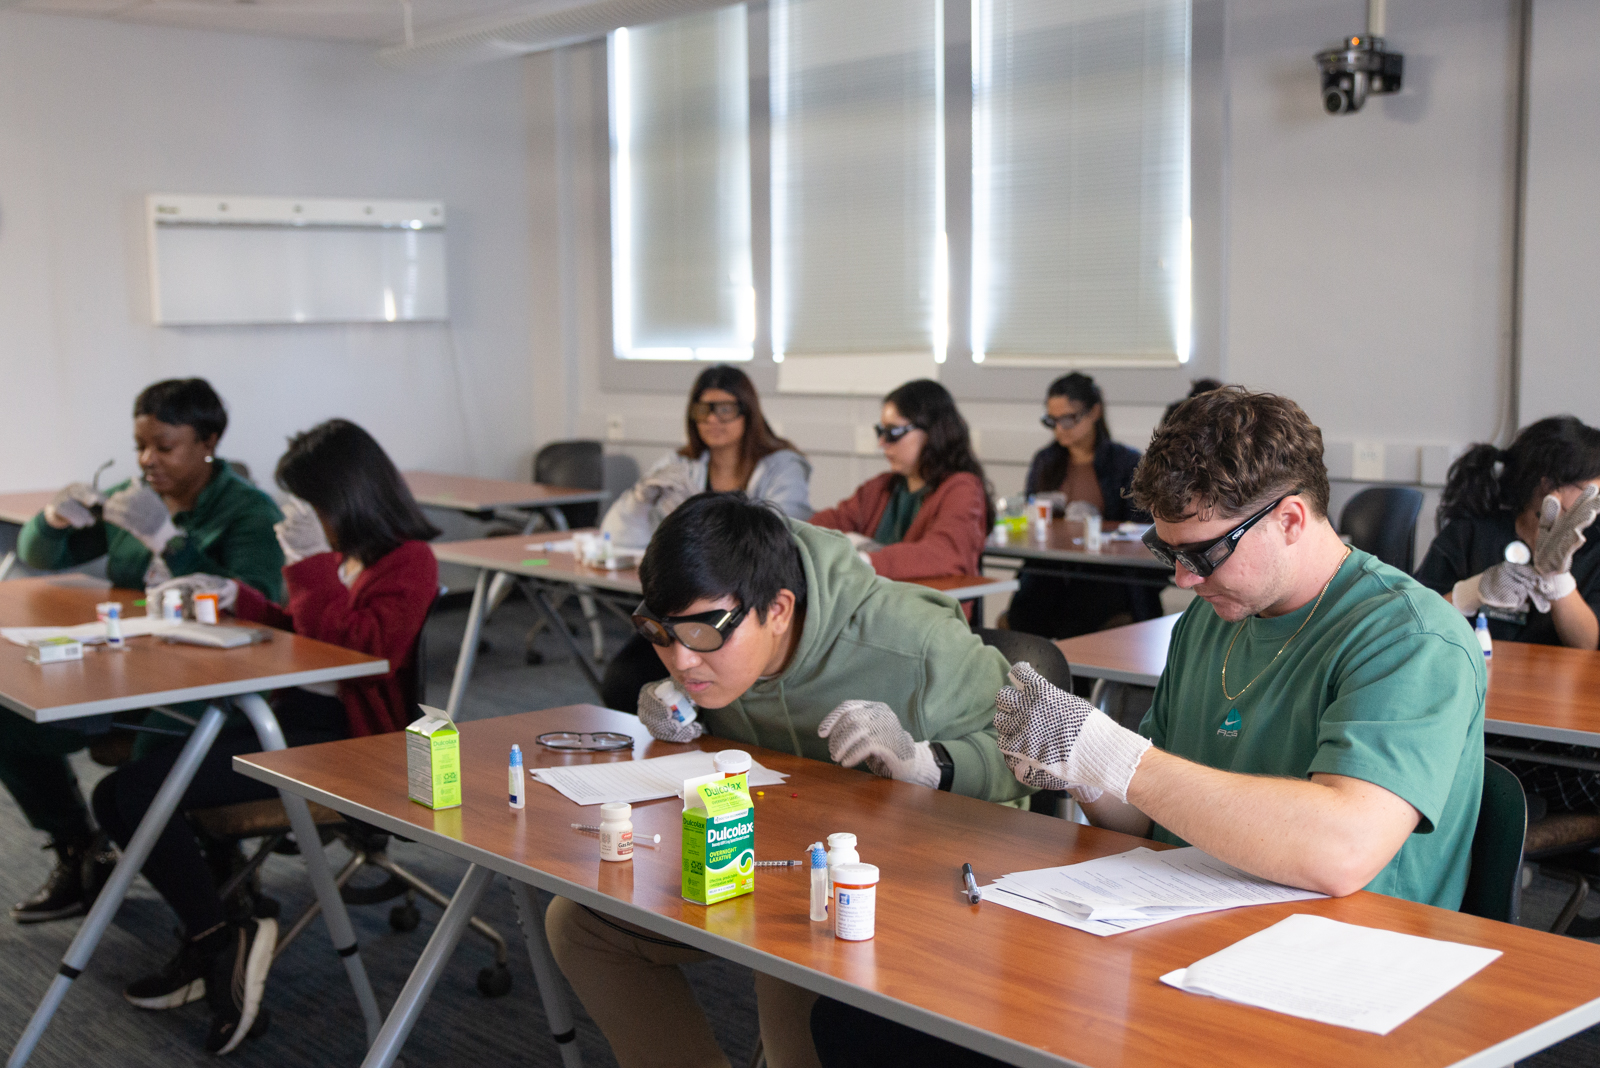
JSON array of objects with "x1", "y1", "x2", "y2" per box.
[
  {"x1": 682, "y1": 771, "x2": 754, "y2": 905},
  {"x1": 406, "y1": 707, "x2": 461, "y2": 810}
]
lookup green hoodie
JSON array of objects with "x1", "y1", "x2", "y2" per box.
[{"x1": 701, "y1": 519, "x2": 1030, "y2": 803}]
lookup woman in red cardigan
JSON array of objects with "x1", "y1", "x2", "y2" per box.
[
  {"x1": 90, "y1": 419, "x2": 439, "y2": 1055},
  {"x1": 811, "y1": 379, "x2": 994, "y2": 579}
]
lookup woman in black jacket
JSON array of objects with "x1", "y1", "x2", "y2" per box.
[{"x1": 1004, "y1": 373, "x2": 1160, "y2": 639}]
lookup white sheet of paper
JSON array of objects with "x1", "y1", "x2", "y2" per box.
[
  {"x1": 3, "y1": 618, "x2": 180, "y2": 647},
  {"x1": 1160, "y1": 913, "x2": 1502, "y2": 1035},
  {"x1": 529, "y1": 750, "x2": 787, "y2": 807},
  {"x1": 525, "y1": 539, "x2": 576, "y2": 553}
]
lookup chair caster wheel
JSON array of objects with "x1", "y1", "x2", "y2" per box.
[
  {"x1": 389, "y1": 902, "x2": 422, "y2": 932},
  {"x1": 524, "y1": 648, "x2": 545, "y2": 665},
  {"x1": 254, "y1": 895, "x2": 282, "y2": 920},
  {"x1": 477, "y1": 963, "x2": 513, "y2": 997},
  {"x1": 477, "y1": 639, "x2": 493, "y2": 655}
]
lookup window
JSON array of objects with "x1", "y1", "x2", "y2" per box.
[
  {"x1": 971, "y1": 0, "x2": 1191, "y2": 367},
  {"x1": 609, "y1": 6, "x2": 753, "y2": 360},
  {"x1": 770, "y1": 0, "x2": 945, "y2": 392}
]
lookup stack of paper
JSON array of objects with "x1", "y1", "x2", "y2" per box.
[
  {"x1": 2, "y1": 618, "x2": 182, "y2": 647},
  {"x1": 984, "y1": 847, "x2": 1325, "y2": 935},
  {"x1": 1161, "y1": 913, "x2": 1501, "y2": 1034},
  {"x1": 531, "y1": 750, "x2": 787, "y2": 806}
]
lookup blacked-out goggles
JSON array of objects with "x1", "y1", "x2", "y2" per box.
[
  {"x1": 1140, "y1": 493, "x2": 1295, "y2": 578},
  {"x1": 689, "y1": 400, "x2": 744, "y2": 423},
  {"x1": 1040, "y1": 410, "x2": 1091, "y2": 431},
  {"x1": 874, "y1": 423, "x2": 920, "y2": 444},
  {"x1": 631, "y1": 600, "x2": 750, "y2": 653}
]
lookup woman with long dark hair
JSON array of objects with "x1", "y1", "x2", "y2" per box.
[
  {"x1": 810, "y1": 379, "x2": 992, "y2": 579},
  {"x1": 90, "y1": 419, "x2": 440, "y2": 1054},
  {"x1": 1416, "y1": 415, "x2": 1600, "y2": 826},
  {"x1": 1003, "y1": 372, "x2": 1159, "y2": 639},
  {"x1": 598, "y1": 365, "x2": 811, "y2": 709}
]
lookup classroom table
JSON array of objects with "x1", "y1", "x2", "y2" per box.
[
  {"x1": 983, "y1": 518, "x2": 1170, "y2": 589},
  {"x1": 0, "y1": 574, "x2": 391, "y2": 1066},
  {"x1": 0, "y1": 490, "x2": 55, "y2": 582},
  {"x1": 235, "y1": 704, "x2": 1600, "y2": 1068},
  {"x1": 432, "y1": 534, "x2": 1020, "y2": 714},
  {"x1": 403, "y1": 470, "x2": 606, "y2": 530}
]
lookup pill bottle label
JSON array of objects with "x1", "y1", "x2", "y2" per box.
[
  {"x1": 833, "y1": 883, "x2": 876, "y2": 941},
  {"x1": 599, "y1": 826, "x2": 633, "y2": 861}
]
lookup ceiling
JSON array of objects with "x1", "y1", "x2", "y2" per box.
[{"x1": 10, "y1": 0, "x2": 571, "y2": 46}]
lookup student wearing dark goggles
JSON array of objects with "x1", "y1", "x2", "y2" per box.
[
  {"x1": 874, "y1": 422, "x2": 921, "y2": 444},
  {"x1": 688, "y1": 400, "x2": 745, "y2": 423},
  {"x1": 1140, "y1": 492, "x2": 1296, "y2": 578},
  {"x1": 631, "y1": 600, "x2": 751, "y2": 652}
]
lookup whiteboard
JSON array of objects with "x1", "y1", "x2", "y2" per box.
[{"x1": 148, "y1": 195, "x2": 448, "y2": 326}]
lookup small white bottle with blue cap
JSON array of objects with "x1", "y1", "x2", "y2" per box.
[
  {"x1": 1475, "y1": 612, "x2": 1493, "y2": 667},
  {"x1": 809, "y1": 842, "x2": 829, "y2": 922},
  {"x1": 509, "y1": 743, "x2": 525, "y2": 809}
]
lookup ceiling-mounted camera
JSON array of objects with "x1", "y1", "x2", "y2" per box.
[{"x1": 1315, "y1": 0, "x2": 1403, "y2": 115}]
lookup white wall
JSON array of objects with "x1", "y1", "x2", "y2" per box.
[{"x1": 0, "y1": 12, "x2": 535, "y2": 493}]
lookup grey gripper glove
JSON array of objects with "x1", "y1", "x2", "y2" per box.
[
  {"x1": 147, "y1": 573, "x2": 240, "y2": 614},
  {"x1": 45, "y1": 483, "x2": 103, "y2": 529},
  {"x1": 817, "y1": 701, "x2": 940, "y2": 788},
  {"x1": 637, "y1": 678, "x2": 706, "y2": 743},
  {"x1": 1529, "y1": 485, "x2": 1600, "y2": 607},
  {"x1": 994, "y1": 663, "x2": 1152, "y2": 804},
  {"x1": 275, "y1": 496, "x2": 332, "y2": 565},
  {"x1": 1452, "y1": 563, "x2": 1541, "y2": 617},
  {"x1": 102, "y1": 481, "x2": 180, "y2": 555}
]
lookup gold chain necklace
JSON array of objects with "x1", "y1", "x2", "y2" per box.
[{"x1": 1221, "y1": 547, "x2": 1352, "y2": 702}]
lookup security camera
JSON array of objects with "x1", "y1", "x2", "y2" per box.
[{"x1": 1316, "y1": 35, "x2": 1404, "y2": 114}]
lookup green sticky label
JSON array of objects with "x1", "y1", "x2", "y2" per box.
[
  {"x1": 697, "y1": 774, "x2": 753, "y2": 817},
  {"x1": 519, "y1": 559, "x2": 550, "y2": 567}
]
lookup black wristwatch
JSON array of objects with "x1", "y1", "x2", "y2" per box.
[{"x1": 931, "y1": 742, "x2": 954, "y2": 792}]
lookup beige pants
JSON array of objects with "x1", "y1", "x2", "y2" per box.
[{"x1": 546, "y1": 896, "x2": 821, "y2": 1068}]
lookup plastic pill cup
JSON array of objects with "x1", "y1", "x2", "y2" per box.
[
  {"x1": 831, "y1": 863, "x2": 880, "y2": 941},
  {"x1": 193, "y1": 592, "x2": 219, "y2": 625}
]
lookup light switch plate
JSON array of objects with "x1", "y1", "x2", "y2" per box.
[{"x1": 1352, "y1": 442, "x2": 1386, "y2": 482}]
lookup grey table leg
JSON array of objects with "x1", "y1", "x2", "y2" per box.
[
  {"x1": 510, "y1": 881, "x2": 584, "y2": 1068},
  {"x1": 8, "y1": 704, "x2": 228, "y2": 1068},
  {"x1": 360, "y1": 864, "x2": 494, "y2": 1068},
  {"x1": 446, "y1": 567, "x2": 494, "y2": 718},
  {"x1": 524, "y1": 581, "x2": 605, "y2": 699},
  {"x1": 0, "y1": 551, "x2": 16, "y2": 581},
  {"x1": 234, "y1": 694, "x2": 383, "y2": 1047}
]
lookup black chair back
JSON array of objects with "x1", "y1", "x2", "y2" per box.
[
  {"x1": 976, "y1": 628, "x2": 1074, "y2": 691},
  {"x1": 1339, "y1": 486, "x2": 1424, "y2": 572},
  {"x1": 1461, "y1": 758, "x2": 1526, "y2": 924},
  {"x1": 398, "y1": 587, "x2": 446, "y2": 722},
  {"x1": 535, "y1": 440, "x2": 605, "y2": 529}
]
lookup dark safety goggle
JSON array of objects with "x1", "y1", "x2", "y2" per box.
[
  {"x1": 874, "y1": 423, "x2": 920, "y2": 443},
  {"x1": 631, "y1": 600, "x2": 751, "y2": 653},
  {"x1": 1039, "y1": 410, "x2": 1091, "y2": 431},
  {"x1": 1140, "y1": 493, "x2": 1295, "y2": 578}
]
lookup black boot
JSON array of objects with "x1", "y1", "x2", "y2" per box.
[{"x1": 11, "y1": 839, "x2": 93, "y2": 924}]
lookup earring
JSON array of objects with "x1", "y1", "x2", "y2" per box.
[{"x1": 204, "y1": 455, "x2": 214, "y2": 464}]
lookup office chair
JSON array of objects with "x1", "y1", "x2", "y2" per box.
[
  {"x1": 1338, "y1": 486, "x2": 1424, "y2": 573},
  {"x1": 977, "y1": 628, "x2": 1074, "y2": 818},
  {"x1": 522, "y1": 440, "x2": 609, "y2": 665},
  {"x1": 1460, "y1": 759, "x2": 1526, "y2": 924}
]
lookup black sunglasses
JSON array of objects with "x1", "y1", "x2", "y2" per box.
[
  {"x1": 1040, "y1": 410, "x2": 1091, "y2": 431},
  {"x1": 631, "y1": 600, "x2": 751, "y2": 653},
  {"x1": 1140, "y1": 493, "x2": 1296, "y2": 578},
  {"x1": 690, "y1": 400, "x2": 745, "y2": 423},
  {"x1": 875, "y1": 423, "x2": 920, "y2": 444}
]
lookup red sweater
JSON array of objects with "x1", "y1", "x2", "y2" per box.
[
  {"x1": 810, "y1": 471, "x2": 989, "y2": 580},
  {"x1": 233, "y1": 540, "x2": 438, "y2": 738}
]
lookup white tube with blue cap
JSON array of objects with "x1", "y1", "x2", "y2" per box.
[{"x1": 509, "y1": 743, "x2": 525, "y2": 809}]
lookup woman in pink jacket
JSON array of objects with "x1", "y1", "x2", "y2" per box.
[{"x1": 811, "y1": 379, "x2": 993, "y2": 579}]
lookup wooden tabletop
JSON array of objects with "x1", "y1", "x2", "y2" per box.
[
  {"x1": 1055, "y1": 614, "x2": 1178, "y2": 687},
  {"x1": 0, "y1": 489, "x2": 54, "y2": 527},
  {"x1": 984, "y1": 519, "x2": 1168, "y2": 570},
  {"x1": 404, "y1": 471, "x2": 606, "y2": 513},
  {"x1": 236, "y1": 705, "x2": 1600, "y2": 1068},
  {"x1": 432, "y1": 534, "x2": 1019, "y2": 604},
  {"x1": 0, "y1": 575, "x2": 388, "y2": 723}
]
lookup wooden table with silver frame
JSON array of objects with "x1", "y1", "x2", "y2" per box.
[
  {"x1": 0, "y1": 575, "x2": 391, "y2": 1067},
  {"x1": 0, "y1": 491, "x2": 56, "y2": 582},
  {"x1": 983, "y1": 518, "x2": 1171, "y2": 590}
]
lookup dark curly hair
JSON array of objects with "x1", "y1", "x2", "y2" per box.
[
  {"x1": 884, "y1": 379, "x2": 995, "y2": 528},
  {"x1": 1130, "y1": 386, "x2": 1330, "y2": 522},
  {"x1": 1437, "y1": 416, "x2": 1600, "y2": 531}
]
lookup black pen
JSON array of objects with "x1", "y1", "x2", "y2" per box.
[{"x1": 961, "y1": 862, "x2": 982, "y2": 904}]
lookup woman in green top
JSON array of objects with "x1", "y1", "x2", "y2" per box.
[{"x1": 6, "y1": 378, "x2": 284, "y2": 925}]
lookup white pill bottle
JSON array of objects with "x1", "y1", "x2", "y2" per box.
[
  {"x1": 832, "y1": 863, "x2": 880, "y2": 941},
  {"x1": 598, "y1": 802, "x2": 634, "y2": 862},
  {"x1": 824, "y1": 832, "x2": 859, "y2": 928},
  {"x1": 714, "y1": 750, "x2": 752, "y2": 778}
]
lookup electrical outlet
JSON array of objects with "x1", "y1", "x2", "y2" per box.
[
  {"x1": 1352, "y1": 441, "x2": 1385, "y2": 481},
  {"x1": 606, "y1": 415, "x2": 625, "y2": 442}
]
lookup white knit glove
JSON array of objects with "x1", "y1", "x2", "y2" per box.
[
  {"x1": 275, "y1": 497, "x2": 332, "y2": 565},
  {"x1": 817, "y1": 701, "x2": 939, "y2": 787},
  {"x1": 843, "y1": 532, "x2": 883, "y2": 553},
  {"x1": 1453, "y1": 564, "x2": 1539, "y2": 616},
  {"x1": 637, "y1": 679, "x2": 705, "y2": 743},
  {"x1": 147, "y1": 573, "x2": 240, "y2": 614},
  {"x1": 994, "y1": 663, "x2": 1151, "y2": 804},
  {"x1": 102, "y1": 482, "x2": 180, "y2": 555},
  {"x1": 45, "y1": 483, "x2": 102, "y2": 529},
  {"x1": 1534, "y1": 485, "x2": 1600, "y2": 577}
]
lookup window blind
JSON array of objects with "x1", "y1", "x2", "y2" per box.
[
  {"x1": 610, "y1": 6, "x2": 753, "y2": 360},
  {"x1": 771, "y1": 0, "x2": 944, "y2": 380},
  {"x1": 972, "y1": 0, "x2": 1190, "y2": 366}
]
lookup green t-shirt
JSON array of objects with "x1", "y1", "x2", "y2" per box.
[
  {"x1": 1139, "y1": 549, "x2": 1485, "y2": 909},
  {"x1": 873, "y1": 477, "x2": 927, "y2": 546}
]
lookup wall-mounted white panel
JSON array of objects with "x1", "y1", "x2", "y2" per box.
[{"x1": 148, "y1": 194, "x2": 448, "y2": 325}]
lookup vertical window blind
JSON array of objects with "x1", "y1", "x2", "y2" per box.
[
  {"x1": 971, "y1": 0, "x2": 1191, "y2": 366},
  {"x1": 609, "y1": 6, "x2": 753, "y2": 360},
  {"x1": 770, "y1": 0, "x2": 945, "y2": 380}
]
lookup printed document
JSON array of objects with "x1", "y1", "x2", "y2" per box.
[
  {"x1": 531, "y1": 750, "x2": 787, "y2": 806},
  {"x1": 1160, "y1": 913, "x2": 1501, "y2": 1034},
  {"x1": 3, "y1": 618, "x2": 181, "y2": 647}
]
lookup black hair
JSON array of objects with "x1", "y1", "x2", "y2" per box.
[
  {"x1": 1160, "y1": 377, "x2": 1225, "y2": 426},
  {"x1": 639, "y1": 491, "x2": 807, "y2": 622},
  {"x1": 133, "y1": 378, "x2": 228, "y2": 443},
  {"x1": 1046, "y1": 372, "x2": 1111, "y2": 446},
  {"x1": 679, "y1": 365, "x2": 801, "y2": 485},
  {"x1": 1437, "y1": 416, "x2": 1600, "y2": 530},
  {"x1": 275, "y1": 419, "x2": 441, "y2": 566},
  {"x1": 883, "y1": 379, "x2": 996, "y2": 529}
]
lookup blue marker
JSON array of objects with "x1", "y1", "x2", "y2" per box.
[{"x1": 509, "y1": 743, "x2": 525, "y2": 809}]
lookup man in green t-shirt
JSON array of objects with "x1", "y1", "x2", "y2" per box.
[{"x1": 996, "y1": 387, "x2": 1485, "y2": 909}]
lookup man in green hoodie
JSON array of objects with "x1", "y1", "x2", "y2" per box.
[{"x1": 546, "y1": 492, "x2": 1027, "y2": 1068}]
